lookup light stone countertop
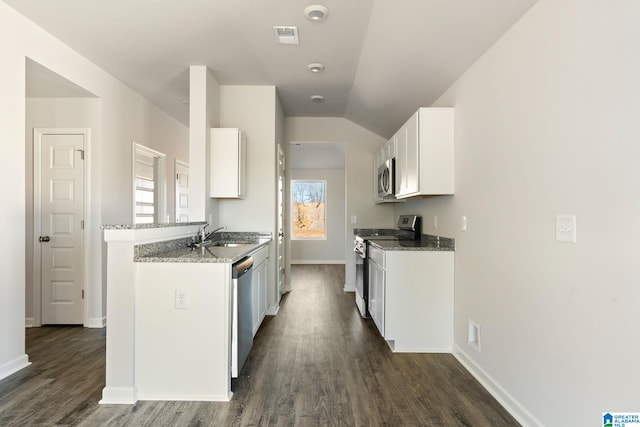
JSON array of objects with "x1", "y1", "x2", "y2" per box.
[
  {"x1": 101, "y1": 222, "x2": 206, "y2": 230},
  {"x1": 355, "y1": 228, "x2": 455, "y2": 252},
  {"x1": 367, "y1": 236, "x2": 454, "y2": 252},
  {"x1": 134, "y1": 232, "x2": 272, "y2": 263}
]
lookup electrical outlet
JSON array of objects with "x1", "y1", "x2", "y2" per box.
[
  {"x1": 461, "y1": 216, "x2": 467, "y2": 232},
  {"x1": 351, "y1": 215, "x2": 357, "y2": 224},
  {"x1": 556, "y1": 215, "x2": 576, "y2": 243},
  {"x1": 175, "y1": 289, "x2": 189, "y2": 309},
  {"x1": 433, "y1": 215, "x2": 438, "y2": 230}
]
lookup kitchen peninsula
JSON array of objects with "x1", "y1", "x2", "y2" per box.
[{"x1": 100, "y1": 222, "x2": 270, "y2": 404}]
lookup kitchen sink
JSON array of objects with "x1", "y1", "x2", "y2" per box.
[{"x1": 213, "y1": 242, "x2": 253, "y2": 248}]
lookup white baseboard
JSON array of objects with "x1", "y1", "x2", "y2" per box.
[
  {"x1": 99, "y1": 386, "x2": 138, "y2": 404},
  {"x1": 85, "y1": 316, "x2": 106, "y2": 328},
  {"x1": 136, "y1": 392, "x2": 232, "y2": 402},
  {"x1": 343, "y1": 283, "x2": 355, "y2": 292},
  {"x1": 453, "y1": 344, "x2": 543, "y2": 427},
  {"x1": 290, "y1": 260, "x2": 345, "y2": 265},
  {"x1": 266, "y1": 305, "x2": 280, "y2": 316},
  {"x1": 0, "y1": 354, "x2": 31, "y2": 381},
  {"x1": 26, "y1": 317, "x2": 105, "y2": 328}
]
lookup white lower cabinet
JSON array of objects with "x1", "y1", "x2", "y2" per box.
[
  {"x1": 368, "y1": 246, "x2": 454, "y2": 352},
  {"x1": 251, "y1": 246, "x2": 269, "y2": 336},
  {"x1": 368, "y1": 246, "x2": 386, "y2": 335}
]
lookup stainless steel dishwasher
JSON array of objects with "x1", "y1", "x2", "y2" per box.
[{"x1": 231, "y1": 256, "x2": 253, "y2": 378}]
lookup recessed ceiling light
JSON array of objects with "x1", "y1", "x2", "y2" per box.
[
  {"x1": 304, "y1": 5, "x2": 328, "y2": 21},
  {"x1": 307, "y1": 62, "x2": 325, "y2": 73},
  {"x1": 310, "y1": 95, "x2": 325, "y2": 103}
]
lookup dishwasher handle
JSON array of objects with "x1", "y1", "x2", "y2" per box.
[{"x1": 233, "y1": 257, "x2": 253, "y2": 278}]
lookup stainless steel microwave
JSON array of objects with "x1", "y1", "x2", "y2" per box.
[{"x1": 377, "y1": 158, "x2": 395, "y2": 198}]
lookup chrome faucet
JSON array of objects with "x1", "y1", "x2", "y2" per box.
[
  {"x1": 199, "y1": 224, "x2": 209, "y2": 243},
  {"x1": 193, "y1": 224, "x2": 227, "y2": 248},
  {"x1": 198, "y1": 224, "x2": 226, "y2": 243}
]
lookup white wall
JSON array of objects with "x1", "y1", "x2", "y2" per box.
[
  {"x1": 285, "y1": 118, "x2": 393, "y2": 291},
  {"x1": 290, "y1": 168, "x2": 346, "y2": 263},
  {"x1": 218, "y1": 85, "x2": 283, "y2": 310},
  {"x1": 395, "y1": 1, "x2": 640, "y2": 425},
  {"x1": 25, "y1": 98, "x2": 101, "y2": 326},
  {"x1": 0, "y1": 3, "x2": 188, "y2": 379},
  {"x1": 219, "y1": 86, "x2": 277, "y2": 232},
  {"x1": 188, "y1": 65, "x2": 220, "y2": 224}
]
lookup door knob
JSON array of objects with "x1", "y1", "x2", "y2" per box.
[{"x1": 39, "y1": 236, "x2": 51, "y2": 242}]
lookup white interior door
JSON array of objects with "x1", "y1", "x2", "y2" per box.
[
  {"x1": 277, "y1": 145, "x2": 286, "y2": 297},
  {"x1": 175, "y1": 160, "x2": 189, "y2": 223},
  {"x1": 38, "y1": 130, "x2": 85, "y2": 325}
]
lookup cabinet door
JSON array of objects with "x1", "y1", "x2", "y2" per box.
[
  {"x1": 251, "y1": 259, "x2": 269, "y2": 336},
  {"x1": 404, "y1": 112, "x2": 419, "y2": 194},
  {"x1": 394, "y1": 127, "x2": 407, "y2": 196},
  {"x1": 210, "y1": 128, "x2": 246, "y2": 198},
  {"x1": 396, "y1": 111, "x2": 419, "y2": 198},
  {"x1": 368, "y1": 259, "x2": 385, "y2": 336},
  {"x1": 258, "y1": 260, "x2": 267, "y2": 327},
  {"x1": 251, "y1": 262, "x2": 260, "y2": 336}
]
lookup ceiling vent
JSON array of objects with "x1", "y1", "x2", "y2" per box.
[{"x1": 273, "y1": 26, "x2": 299, "y2": 45}]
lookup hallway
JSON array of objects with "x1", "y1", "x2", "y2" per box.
[{"x1": 0, "y1": 265, "x2": 519, "y2": 426}]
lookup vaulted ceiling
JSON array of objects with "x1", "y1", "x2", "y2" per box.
[{"x1": 7, "y1": 0, "x2": 537, "y2": 139}]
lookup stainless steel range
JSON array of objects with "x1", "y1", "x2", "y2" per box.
[{"x1": 353, "y1": 215, "x2": 422, "y2": 317}]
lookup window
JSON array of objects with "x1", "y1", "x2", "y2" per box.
[
  {"x1": 134, "y1": 150, "x2": 155, "y2": 224},
  {"x1": 133, "y1": 143, "x2": 166, "y2": 224},
  {"x1": 291, "y1": 180, "x2": 326, "y2": 239}
]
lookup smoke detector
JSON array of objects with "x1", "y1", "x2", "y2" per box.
[
  {"x1": 304, "y1": 5, "x2": 328, "y2": 21},
  {"x1": 310, "y1": 95, "x2": 325, "y2": 103},
  {"x1": 307, "y1": 63, "x2": 325, "y2": 73},
  {"x1": 272, "y1": 26, "x2": 299, "y2": 45}
]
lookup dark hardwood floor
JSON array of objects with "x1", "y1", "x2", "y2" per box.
[{"x1": 0, "y1": 265, "x2": 520, "y2": 426}]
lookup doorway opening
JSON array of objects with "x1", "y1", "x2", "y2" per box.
[
  {"x1": 26, "y1": 59, "x2": 98, "y2": 327},
  {"x1": 289, "y1": 142, "x2": 346, "y2": 265}
]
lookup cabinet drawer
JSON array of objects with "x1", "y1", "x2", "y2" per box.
[
  {"x1": 251, "y1": 246, "x2": 268, "y2": 266},
  {"x1": 368, "y1": 245, "x2": 385, "y2": 267}
]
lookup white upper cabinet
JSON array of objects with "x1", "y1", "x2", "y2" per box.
[
  {"x1": 395, "y1": 108, "x2": 454, "y2": 198},
  {"x1": 210, "y1": 128, "x2": 246, "y2": 198}
]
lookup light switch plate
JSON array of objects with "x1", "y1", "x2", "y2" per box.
[
  {"x1": 461, "y1": 216, "x2": 467, "y2": 232},
  {"x1": 556, "y1": 215, "x2": 576, "y2": 243}
]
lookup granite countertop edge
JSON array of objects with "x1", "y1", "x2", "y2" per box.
[
  {"x1": 355, "y1": 228, "x2": 455, "y2": 252},
  {"x1": 134, "y1": 232, "x2": 272, "y2": 263},
  {"x1": 367, "y1": 239, "x2": 455, "y2": 252},
  {"x1": 102, "y1": 222, "x2": 206, "y2": 230}
]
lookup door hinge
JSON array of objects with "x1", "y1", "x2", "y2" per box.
[
  {"x1": 76, "y1": 149, "x2": 85, "y2": 160},
  {"x1": 81, "y1": 220, "x2": 84, "y2": 229},
  {"x1": 82, "y1": 289, "x2": 85, "y2": 299}
]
